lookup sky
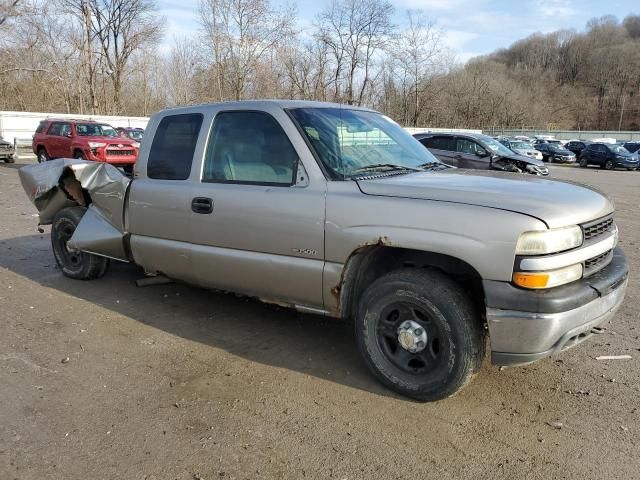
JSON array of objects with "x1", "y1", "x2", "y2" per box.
[{"x1": 157, "y1": 0, "x2": 639, "y2": 62}]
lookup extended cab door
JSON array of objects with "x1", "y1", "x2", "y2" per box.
[
  {"x1": 127, "y1": 112, "x2": 206, "y2": 284},
  {"x1": 188, "y1": 108, "x2": 326, "y2": 310}
]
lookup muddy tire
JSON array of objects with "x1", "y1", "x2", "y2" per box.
[
  {"x1": 51, "y1": 207, "x2": 109, "y2": 280},
  {"x1": 355, "y1": 269, "x2": 484, "y2": 401}
]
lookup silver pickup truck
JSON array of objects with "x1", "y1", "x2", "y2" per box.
[{"x1": 19, "y1": 100, "x2": 629, "y2": 401}]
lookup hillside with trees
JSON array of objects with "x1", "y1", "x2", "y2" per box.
[{"x1": 1, "y1": 0, "x2": 639, "y2": 131}]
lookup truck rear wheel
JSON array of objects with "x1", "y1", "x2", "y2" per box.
[
  {"x1": 355, "y1": 269, "x2": 484, "y2": 401},
  {"x1": 51, "y1": 207, "x2": 109, "y2": 280}
]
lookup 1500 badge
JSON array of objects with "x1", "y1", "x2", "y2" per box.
[{"x1": 292, "y1": 248, "x2": 318, "y2": 256}]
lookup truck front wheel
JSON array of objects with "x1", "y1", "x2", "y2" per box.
[
  {"x1": 51, "y1": 207, "x2": 109, "y2": 280},
  {"x1": 356, "y1": 269, "x2": 484, "y2": 401}
]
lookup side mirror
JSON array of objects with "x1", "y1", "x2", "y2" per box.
[
  {"x1": 476, "y1": 150, "x2": 488, "y2": 158},
  {"x1": 66, "y1": 132, "x2": 72, "y2": 138}
]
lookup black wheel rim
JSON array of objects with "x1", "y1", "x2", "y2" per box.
[
  {"x1": 375, "y1": 301, "x2": 449, "y2": 375},
  {"x1": 52, "y1": 220, "x2": 82, "y2": 269}
]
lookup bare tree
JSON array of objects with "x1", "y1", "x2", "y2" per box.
[
  {"x1": 390, "y1": 10, "x2": 445, "y2": 126},
  {"x1": 0, "y1": 0, "x2": 20, "y2": 27},
  {"x1": 315, "y1": 0, "x2": 394, "y2": 105},
  {"x1": 163, "y1": 36, "x2": 201, "y2": 106},
  {"x1": 90, "y1": 0, "x2": 164, "y2": 112},
  {"x1": 199, "y1": 0, "x2": 295, "y2": 101}
]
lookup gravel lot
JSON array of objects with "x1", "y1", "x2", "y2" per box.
[{"x1": 1, "y1": 160, "x2": 638, "y2": 480}]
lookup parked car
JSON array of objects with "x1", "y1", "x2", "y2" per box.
[
  {"x1": 116, "y1": 127, "x2": 144, "y2": 142},
  {"x1": 497, "y1": 138, "x2": 543, "y2": 161},
  {"x1": 579, "y1": 143, "x2": 639, "y2": 170},
  {"x1": 0, "y1": 136, "x2": 17, "y2": 163},
  {"x1": 512, "y1": 135, "x2": 534, "y2": 144},
  {"x1": 19, "y1": 100, "x2": 628, "y2": 401},
  {"x1": 33, "y1": 119, "x2": 139, "y2": 172},
  {"x1": 622, "y1": 141, "x2": 640, "y2": 154},
  {"x1": 564, "y1": 140, "x2": 591, "y2": 157},
  {"x1": 534, "y1": 142, "x2": 576, "y2": 163},
  {"x1": 414, "y1": 132, "x2": 548, "y2": 175}
]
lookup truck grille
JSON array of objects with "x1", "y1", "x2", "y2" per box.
[
  {"x1": 106, "y1": 149, "x2": 135, "y2": 156},
  {"x1": 581, "y1": 216, "x2": 614, "y2": 241},
  {"x1": 584, "y1": 249, "x2": 613, "y2": 276}
]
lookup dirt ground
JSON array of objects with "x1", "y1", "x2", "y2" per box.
[{"x1": 1, "y1": 159, "x2": 638, "y2": 480}]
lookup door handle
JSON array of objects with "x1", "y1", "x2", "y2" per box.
[{"x1": 191, "y1": 197, "x2": 213, "y2": 214}]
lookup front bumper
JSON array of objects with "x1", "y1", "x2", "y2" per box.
[
  {"x1": 485, "y1": 247, "x2": 628, "y2": 366},
  {"x1": 552, "y1": 155, "x2": 576, "y2": 163},
  {"x1": 615, "y1": 159, "x2": 639, "y2": 168}
]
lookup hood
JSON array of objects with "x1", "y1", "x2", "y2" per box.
[
  {"x1": 549, "y1": 148, "x2": 573, "y2": 155},
  {"x1": 356, "y1": 170, "x2": 613, "y2": 228},
  {"x1": 79, "y1": 135, "x2": 136, "y2": 145},
  {"x1": 613, "y1": 150, "x2": 634, "y2": 157},
  {"x1": 513, "y1": 148, "x2": 541, "y2": 157}
]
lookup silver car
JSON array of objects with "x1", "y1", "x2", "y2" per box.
[{"x1": 19, "y1": 100, "x2": 628, "y2": 401}]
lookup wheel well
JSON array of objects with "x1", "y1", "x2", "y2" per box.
[
  {"x1": 338, "y1": 246, "x2": 485, "y2": 322},
  {"x1": 37, "y1": 145, "x2": 47, "y2": 153}
]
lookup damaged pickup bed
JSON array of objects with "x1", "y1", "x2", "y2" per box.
[{"x1": 19, "y1": 100, "x2": 628, "y2": 402}]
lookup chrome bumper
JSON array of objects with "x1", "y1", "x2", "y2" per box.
[{"x1": 489, "y1": 278, "x2": 627, "y2": 366}]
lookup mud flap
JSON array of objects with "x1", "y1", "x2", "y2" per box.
[{"x1": 19, "y1": 159, "x2": 131, "y2": 261}]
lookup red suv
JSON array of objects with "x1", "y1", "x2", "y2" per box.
[{"x1": 33, "y1": 119, "x2": 139, "y2": 171}]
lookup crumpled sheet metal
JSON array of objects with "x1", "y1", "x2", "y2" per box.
[
  {"x1": 19, "y1": 158, "x2": 130, "y2": 227},
  {"x1": 19, "y1": 159, "x2": 131, "y2": 261}
]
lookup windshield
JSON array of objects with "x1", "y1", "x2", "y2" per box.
[
  {"x1": 481, "y1": 136, "x2": 515, "y2": 156},
  {"x1": 608, "y1": 145, "x2": 629, "y2": 154},
  {"x1": 77, "y1": 123, "x2": 118, "y2": 137},
  {"x1": 510, "y1": 141, "x2": 531, "y2": 150},
  {"x1": 549, "y1": 145, "x2": 566, "y2": 152},
  {"x1": 287, "y1": 108, "x2": 440, "y2": 179}
]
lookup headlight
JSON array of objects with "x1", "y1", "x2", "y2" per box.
[
  {"x1": 88, "y1": 142, "x2": 106, "y2": 148},
  {"x1": 515, "y1": 225, "x2": 583, "y2": 255},
  {"x1": 132, "y1": 142, "x2": 140, "y2": 148},
  {"x1": 513, "y1": 264, "x2": 583, "y2": 289}
]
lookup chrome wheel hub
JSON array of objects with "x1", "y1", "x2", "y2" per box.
[{"x1": 397, "y1": 320, "x2": 428, "y2": 353}]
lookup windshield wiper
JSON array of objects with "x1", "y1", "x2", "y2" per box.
[{"x1": 351, "y1": 163, "x2": 421, "y2": 175}]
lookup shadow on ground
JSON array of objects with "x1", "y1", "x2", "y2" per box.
[{"x1": 0, "y1": 233, "x2": 401, "y2": 399}]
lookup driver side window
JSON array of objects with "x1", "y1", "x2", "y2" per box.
[
  {"x1": 203, "y1": 111, "x2": 298, "y2": 186},
  {"x1": 457, "y1": 139, "x2": 486, "y2": 156}
]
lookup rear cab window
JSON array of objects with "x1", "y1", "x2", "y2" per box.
[{"x1": 147, "y1": 113, "x2": 204, "y2": 180}]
